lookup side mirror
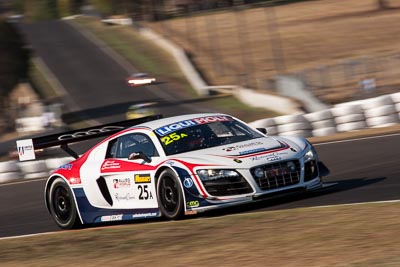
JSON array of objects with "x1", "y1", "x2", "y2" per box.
[
  {"x1": 256, "y1": 128, "x2": 268, "y2": 135},
  {"x1": 129, "y1": 152, "x2": 151, "y2": 163}
]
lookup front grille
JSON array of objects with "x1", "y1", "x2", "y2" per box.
[
  {"x1": 250, "y1": 160, "x2": 301, "y2": 190},
  {"x1": 202, "y1": 176, "x2": 253, "y2": 197},
  {"x1": 304, "y1": 160, "x2": 318, "y2": 182}
]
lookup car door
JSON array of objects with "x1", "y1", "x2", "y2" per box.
[{"x1": 99, "y1": 132, "x2": 161, "y2": 209}]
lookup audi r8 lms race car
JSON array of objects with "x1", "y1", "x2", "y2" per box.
[
  {"x1": 16, "y1": 113, "x2": 329, "y2": 229},
  {"x1": 125, "y1": 72, "x2": 156, "y2": 87}
]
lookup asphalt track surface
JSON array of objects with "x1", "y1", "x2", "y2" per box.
[
  {"x1": 1, "y1": 134, "x2": 399, "y2": 238},
  {"x1": 18, "y1": 20, "x2": 215, "y2": 124}
]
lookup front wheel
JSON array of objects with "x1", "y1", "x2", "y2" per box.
[
  {"x1": 48, "y1": 177, "x2": 81, "y2": 229},
  {"x1": 157, "y1": 169, "x2": 184, "y2": 220}
]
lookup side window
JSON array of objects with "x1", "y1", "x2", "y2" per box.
[
  {"x1": 106, "y1": 133, "x2": 158, "y2": 159},
  {"x1": 106, "y1": 139, "x2": 119, "y2": 158}
]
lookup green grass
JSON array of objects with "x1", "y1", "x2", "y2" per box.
[{"x1": 29, "y1": 59, "x2": 59, "y2": 100}]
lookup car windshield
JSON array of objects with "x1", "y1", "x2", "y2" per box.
[{"x1": 154, "y1": 115, "x2": 264, "y2": 155}]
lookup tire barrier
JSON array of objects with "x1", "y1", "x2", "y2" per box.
[
  {"x1": 304, "y1": 110, "x2": 337, "y2": 137},
  {"x1": 332, "y1": 104, "x2": 367, "y2": 132},
  {"x1": 0, "y1": 161, "x2": 22, "y2": 183},
  {"x1": 1, "y1": 92, "x2": 400, "y2": 184},
  {"x1": 249, "y1": 92, "x2": 400, "y2": 137},
  {"x1": 362, "y1": 95, "x2": 399, "y2": 128},
  {"x1": 248, "y1": 118, "x2": 278, "y2": 135},
  {"x1": 273, "y1": 114, "x2": 313, "y2": 138},
  {"x1": 17, "y1": 160, "x2": 49, "y2": 180},
  {"x1": 390, "y1": 93, "x2": 400, "y2": 121}
]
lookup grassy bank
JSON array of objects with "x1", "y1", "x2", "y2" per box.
[{"x1": 1, "y1": 202, "x2": 400, "y2": 266}]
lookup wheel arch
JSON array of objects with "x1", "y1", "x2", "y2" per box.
[
  {"x1": 154, "y1": 165, "x2": 187, "y2": 218},
  {"x1": 154, "y1": 166, "x2": 186, "y2": 198},
  {"x1": 44, "y1": 174, "x2": 84, "y2": 226},
  {"x1": 44, "y1": 175, "x2": 66, "y2": 213}
]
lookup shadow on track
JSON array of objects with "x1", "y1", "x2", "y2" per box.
[{"x1": 201, "y1": 176, "x2": 386, "y2": 218}]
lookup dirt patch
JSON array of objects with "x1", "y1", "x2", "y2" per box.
[{"x1": 1, "y1": 202, "x2": 399, "y2": 266}]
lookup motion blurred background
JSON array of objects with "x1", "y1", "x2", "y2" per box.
[{"x1": 1, "y1": 0, "x2": 400, "y2": 157}]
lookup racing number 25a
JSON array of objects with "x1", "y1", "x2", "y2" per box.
[
  {"x1": 161, "y1": 132, "x2": 188, "y2": 145},
  {"x1": 138, "y1": 185, "x2": 153, "y2": 200}
]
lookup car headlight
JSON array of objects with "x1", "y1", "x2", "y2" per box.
[
  {"x1": 197, "y1": 169, "x2": 240, "y2": 181},
  {"x1": 303, "y1": 146, "x2": 316, "y2": 163}
]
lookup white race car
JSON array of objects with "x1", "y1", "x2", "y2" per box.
[
  {"x1": 126, "y1": 72, "x2": 156, "y2": 86},
  {"x1": 17, "y1": 113, "x2": 329, "y2": 229}
]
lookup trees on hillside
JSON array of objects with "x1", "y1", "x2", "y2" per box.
[{"x1": 0, "y1": 19, "x2": 30, "y2": 99}]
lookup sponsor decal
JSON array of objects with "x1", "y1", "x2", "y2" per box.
[
  {"x1": 132, "y1": 212, "x2": 157, "y2": 219},
  {"x1": 223, "y1": 141, "x2": 264, "y2": 152},
  {"x1": 69, "y1": 177, "x2": 81, "y2": 184},
  {"x1": 233, "y1": 159, "x2": 242, "y2": 163},
  {"x1": 138, "y1": 184, "x2": 153, "y2": 200},
  {"x1": 161, "y1": 132, "x2": 188, "y2": 146},
  {"x1": 166, "y1": 161, "x2": 175, "y2": 166},
  {"x1": 16, "y1": 139, "x2": 35, "y2": 161},
  {"x1": 239, "y1": 147, "x2": 267, "y2": 155},
  {"x1": 114, "y1": 192, "x2": 135, "y2": 201},
  {"x1": 251, "y1": 154, "x2": 282, "y2": 162},
  {"x1": 134, "y1": 174, "x2": 151, "y2": 183},
  {"x1": 113, "y1": 178, "x2": 131, "y2": 188},
  {"x1": 186, "y1": 200, "x2": 200, "y2": 208},
  {"x1": 101, "y1": 160, "x2": 121, "y2": 170},
  {"x1": 58, "y1": 126, "x2": 124, "y2": 141},
  {"x1": 155, "y1": 115, "x2": 232, "y2": 136},
  {"x1": 59, "y1": 164, "x2": 73, "y2": 170},
  {"x1": 100, "y1": 214, "x2": 123, "y2": 222},
  {"x1": 183, "y1": 177, "x2": 194, "y2": 188}
]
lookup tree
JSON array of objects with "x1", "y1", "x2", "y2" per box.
[{"x1": 0, "y1": 20, "x2": 30, "y2": 99}]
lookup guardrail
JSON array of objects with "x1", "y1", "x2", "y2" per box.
[{"x1": 1, "y1": 91, "x2": 399, "y2": 184}]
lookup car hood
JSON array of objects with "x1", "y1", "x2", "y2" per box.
[{"x1": 171, "y1": 136, "x2": 307, "y2": 168}]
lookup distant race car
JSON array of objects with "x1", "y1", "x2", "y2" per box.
[
  {"x1": 126, "y1": 102, "x2": 157, "y2": 120},
  {"x1": 16, "y1": 113, "x2": 329, "y2": 229},
  {"x1": 126, "y1": 73, "x2": 156, "y2": 86}
]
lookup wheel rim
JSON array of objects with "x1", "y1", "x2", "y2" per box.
[
  {"x1": 53, "y1": 186, "x2": 72, "y2": 222},
  {"x1": 160, "y1": 176, "x2": 179, "y2": 214}
]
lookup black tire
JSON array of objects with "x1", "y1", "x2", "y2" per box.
[
  {"x1": 157, "y1": 169, "x2": 184, "y2": 220},
  {"x1": 48, "y1": 177, "x2": 81, "y2": 229}
]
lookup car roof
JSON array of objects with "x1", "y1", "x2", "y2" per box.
[{"x1": 135, "y1": 113, "x2": 233, "y2": 130}]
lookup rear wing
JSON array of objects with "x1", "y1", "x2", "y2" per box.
[{"x1": 16, "y1": 115, "x2": 162, "y2": 161}]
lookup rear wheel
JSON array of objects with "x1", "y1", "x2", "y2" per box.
[
  {"x1": 48, "y1": 177, "x2": 81, "y2": 229},
  {"x1": 157, "y1": 169, "x2": 184, "y2": 220}
]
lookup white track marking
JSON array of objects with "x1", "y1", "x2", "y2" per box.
[
  {"x1": 0, "y1": 178, "x2": 46, "y2": 187},
  {"x1": 0, "y1": 231, "x2": 56, "y2": 240},
  {"x1": 313, "y1": 132, "x2": 400, "y2": 146}
]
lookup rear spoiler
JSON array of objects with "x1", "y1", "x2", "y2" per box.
[{"x1": 16, "y1": 115, "x2": 163, "y2": 161}]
